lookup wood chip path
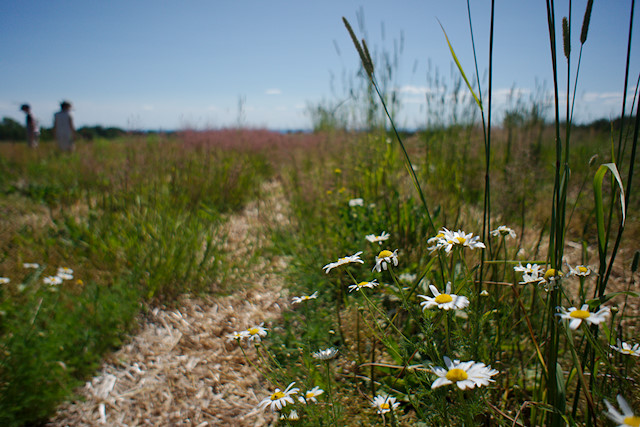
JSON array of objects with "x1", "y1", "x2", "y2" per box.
[{"x1": 48, "y1": 181, "x2": 290, "y2": 426}]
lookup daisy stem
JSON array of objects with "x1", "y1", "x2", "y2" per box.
[
  {"x1": 563, "y1": 326, "x2": 597, "y2": 420},
  {"x1": 239, "y1": 345, "x2": 275, "y2": 386},
  {"x1": 445, "y1": 311, "x2": 451, "y2": 354},
  {"x1": 324, "y1": 360, "x2": 338, "y2": 425}
]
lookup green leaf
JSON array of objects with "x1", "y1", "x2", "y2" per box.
[
  {"x1": 438, "y1": 20, "x2": 482, "y2": 111},
  {"x1": 593, "y1": 163, "x2": 626, "y2": 255},
  {"x1": 585, "y1": 291, "x2": 640, "y2": 309}
]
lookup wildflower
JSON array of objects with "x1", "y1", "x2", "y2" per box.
[
  {"x1": 427, "y1": 231, "x2": 446, "y2": 247},
  {"x1": 227, "y1": 330, "x2": 249, "y2": 342},
  {"x1": 491, "y1": 225, "x2": 517, "y2": 239},
  {"x1": 543, "y1": 268, "x2": 563, "y2": 283},
  {"x1": 333, "y1": 168, "x2": 342, "y2": 174},
  {"x1": 323, "y1": 251, "x2": 364, "y2": 273},
  {"x1": 372, "y1": 394, "x2": 400, "y2": 415},
  {"x1": 23, "y1": 263, "x2": 39, "y2": 269},
  {"x1": 418, "y1": 282, "x2": 469, "y2": 311},
  {"x1": 604, "y1": 394, "x2": 639, "y2": 427},
  {"x1": 398, "y1": 272, "x2": 417, "y2": 283},
  {"x1": 258, "y1": 382, "x2": 300, "y2": 412},
  {"x1": 556, "y1": 304, "x2": 610, "y2": 330},
  {"x1": 430, "y1": 356, "x2": 498, "y2": 390},
  {"x1": 514, "y1": 263, "x2": 544, "y2": 275},
  {"x1": 373, "y1": 249, "x2": 398, "y2": 272},
  {"x1": 348, "y1": 279, "x2": 378, "y2": 293},
  {"x1": 299, "y1": 386, "x2": 324, "y2": 403},
  {"x1": 312, "y1": 347, "x2": 338, "y2": 360},
  {"x1": 246, "y1": 324, "x2": 268, "y2": 342},
  {"x1": 610, "y1": 340, "x2": 640, "y2": 357},
  {"x1": 0, "y1": 277, "x2": 9, "y2": 285},
  {"x1": 280, "y1": 410, "x2": 300, "y2": 421},
  {"x1": 568, "y1": 264, "x2": 591, "y2": 277},
  {"x1": 348, "y1": 198, "x2": 364, "y2": 207},
  {"x1": 57, "y1": 272, "x2": 74, "y2": 281},
  {"x1": 292, "y1": 291, "x2": 319, "y2": 304},
  {"x1": 57, "y1": 267, "x2": 73, "y2": 276},
  {"x1": 428, "y1": 228, "x2": 485, "y2": 253},
  {"x1": 480, "y1": 290, "x2": 490, "y2": 297},
  {"x1": 365, "y1": 231, "x2": 390, "y2": 245},
  {"x1": 43, "y1": 276, "x2": 63, "y2": 286}
]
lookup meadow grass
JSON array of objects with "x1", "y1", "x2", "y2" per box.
[
  {"x1": 231, "y1": 5, "x2": 639, "y2": 425},
  {"x1": 0, "y1": 132, "x2": 274, "y2": 425},
  {"x1": 1, "y1": 4, "x2": 639, "y2": 425}
]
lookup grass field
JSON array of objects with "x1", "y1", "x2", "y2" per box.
[{"x1": 1, "y1": 2, "x2": 640, "y2": 425}]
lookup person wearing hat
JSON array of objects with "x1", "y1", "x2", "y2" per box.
[
  {"x1": 20, "y1": 104, "x2": 39, "y2": 148},
  {"x1": 53, "y1": 101, "x2": 75, "y2": 152}
]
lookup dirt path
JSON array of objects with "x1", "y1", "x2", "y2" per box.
[{"x1": 49, "y1": 181, "x2": 291, "y2": 426}]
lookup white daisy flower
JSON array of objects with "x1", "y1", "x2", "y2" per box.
[
  {"x1": 514, "y1": 263, "x2": 544, "y2": 275},
  {"x1": 418, "y1": 282, "x2": 469, "y2": 311},
  {"x1": 568, "y1": 264, "x2": 591, "y2": 277},
  {"x1": 43, "y1": 276, "x2": 63, "y2": 286},
  {"x1": 57, "y1": 267, "x2": 73, "y2": 276},
  {"x1": 246, "y1": 324, "x2": 268, "y2": 342},
  {"x1": 0, "y1": 277, "x2": 10, "y2": 285},
  {"x1": 371, "y1": 394, "x2": 400, "y2": 415},
  {"x1": 227, "y1": 330, "x2": 249, "y2": 342},
  {"x1": 292, "y1": 291, "x2": 319, "y2": 304},
  {"x1": 312, "y1": 347, "x2": 338, "y2": 360},
  {"x1": 373, "y1": 249, "x2": 398, "y2": 272},
  {"x1": 348, "y1": 280, "x2": 378, "y2": 293},
  {"x1": 298, "y1": 386, "x2": 324, "y2": 403},
  {"x1": 23, "y1": 263, "x2": 40, "y2": 269},
  {"x1": 556, "y1": 304, "x2": 610, "y2": 330},
  {"x1": 427, "y1": 231, "x2": 446, "y2": 249},
  {"x1": 348, "y1": 198, "x2": 364, "y2": 207},
  {"x1": 604, "y1": 394, "x2": 639, "y2": 427},
  {"x1": 398, "y1": 273, "x2": 417, "y2": 283},
  {"x1": 280, "y1": 410, "x2": 300, "y2": 421},
  {"x1": 323, "y1": 251, "x2": 364, "y2": 273},
  {"x1": 430, "y1": 356, "x2": 498, "y2": 390},
  {"x1": 428, "y1": 228, "x2": 485, "y2": 253},
  {"x1": 57, "y1": 273, "x2": 74, "y2": 281},
  {"x1": 365, "y1": 231, "x2": 390, "y2": 245},
  {"x1": 610, "y1": 340, "x2": 640, "y2": 357},
  {"x1": 258, "y1": 382, "x2": 300, "y2": 412},
  {"x1": 490, "y1": 225, "x2": 516, "y2": 239}
]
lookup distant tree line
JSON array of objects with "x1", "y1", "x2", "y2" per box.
[{"x1": 0, "y1": 117, "x2": 127, "y2": 142}]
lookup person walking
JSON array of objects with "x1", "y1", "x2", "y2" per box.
[
  {"x1": 20, "y1": 104, "x2": 39, "y2": 148},
  {"x1": 53, "y1": 101, "x2": 75, "y2": 152}
]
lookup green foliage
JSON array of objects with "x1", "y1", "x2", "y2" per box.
[{"x1": 0, "y1": 132, "x2": 272, "y2": 425}]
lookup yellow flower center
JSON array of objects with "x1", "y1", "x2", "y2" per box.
[
  {"x1": 544, "y1": 269, "x2": 562, "y2": 280},
  {"x1": 569, "y1": 310, "x2": 591, "y2": 319},
  {"x1": 435, "y1": 294, "x2": 453, "y2": 304},
  {"x1": 380, "y1": 402, "x2": 390, "y2": 410},
  {"x1": 455, "y1": 236, "x2": 466, "y2": 244},
  {"x1": 623, "y1": 416, "x2": 640, "y2": 427},
  {"x1": 306, "y1": 392, "x2": 314, "y2": 398},
  {"x1": 446, "y1": 368, "x2": 469, "y2": 382},
  {"x1": 271, "y1": 391, "x2": 285, "y2": 401},
  {"x1": 577, "y1": 266, "x2": 589, "y2": 273},
  {"x1": 248, "y1": 328, "x2": 260, "y2": 335},
  {"x1": 378, "y1": 250, "x2": 393, "y2": 258},
  {"x1": 435, "y1": 233, "x2": 444, "y2": 238},
  {"x1": 357, "y1": 281, "x2": 368, "y2": 288}
]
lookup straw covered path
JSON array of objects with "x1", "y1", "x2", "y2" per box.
[{"x1": 49, "y1": 181, "x2": 291, "y2": 426}]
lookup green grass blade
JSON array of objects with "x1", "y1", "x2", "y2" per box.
[
  {"x1": 593, "y1": 163, "x2": 626, "y2": 254},
  {"x1": 438, "y1": 20, "x2": 483, "y2": 111}
]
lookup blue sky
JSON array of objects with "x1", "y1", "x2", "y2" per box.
[{"x1": 1, "y1": 1, "x2": 638, "y2": 130}]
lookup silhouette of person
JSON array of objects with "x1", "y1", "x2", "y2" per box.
[
  {"x1": 53, "y1": 101, "x2": 75, "y2": 152},
  {"x1": 20, "y1": 104, "x2": 39, "y2": 148}
]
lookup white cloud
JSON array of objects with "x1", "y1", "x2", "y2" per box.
[{"x1": 265, "y1": 88, "x2": 282, "y2": 95}]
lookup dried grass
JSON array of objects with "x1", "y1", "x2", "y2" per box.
[{"x1": 48, "y1": 181, "x2": 291, "y2": 426}]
